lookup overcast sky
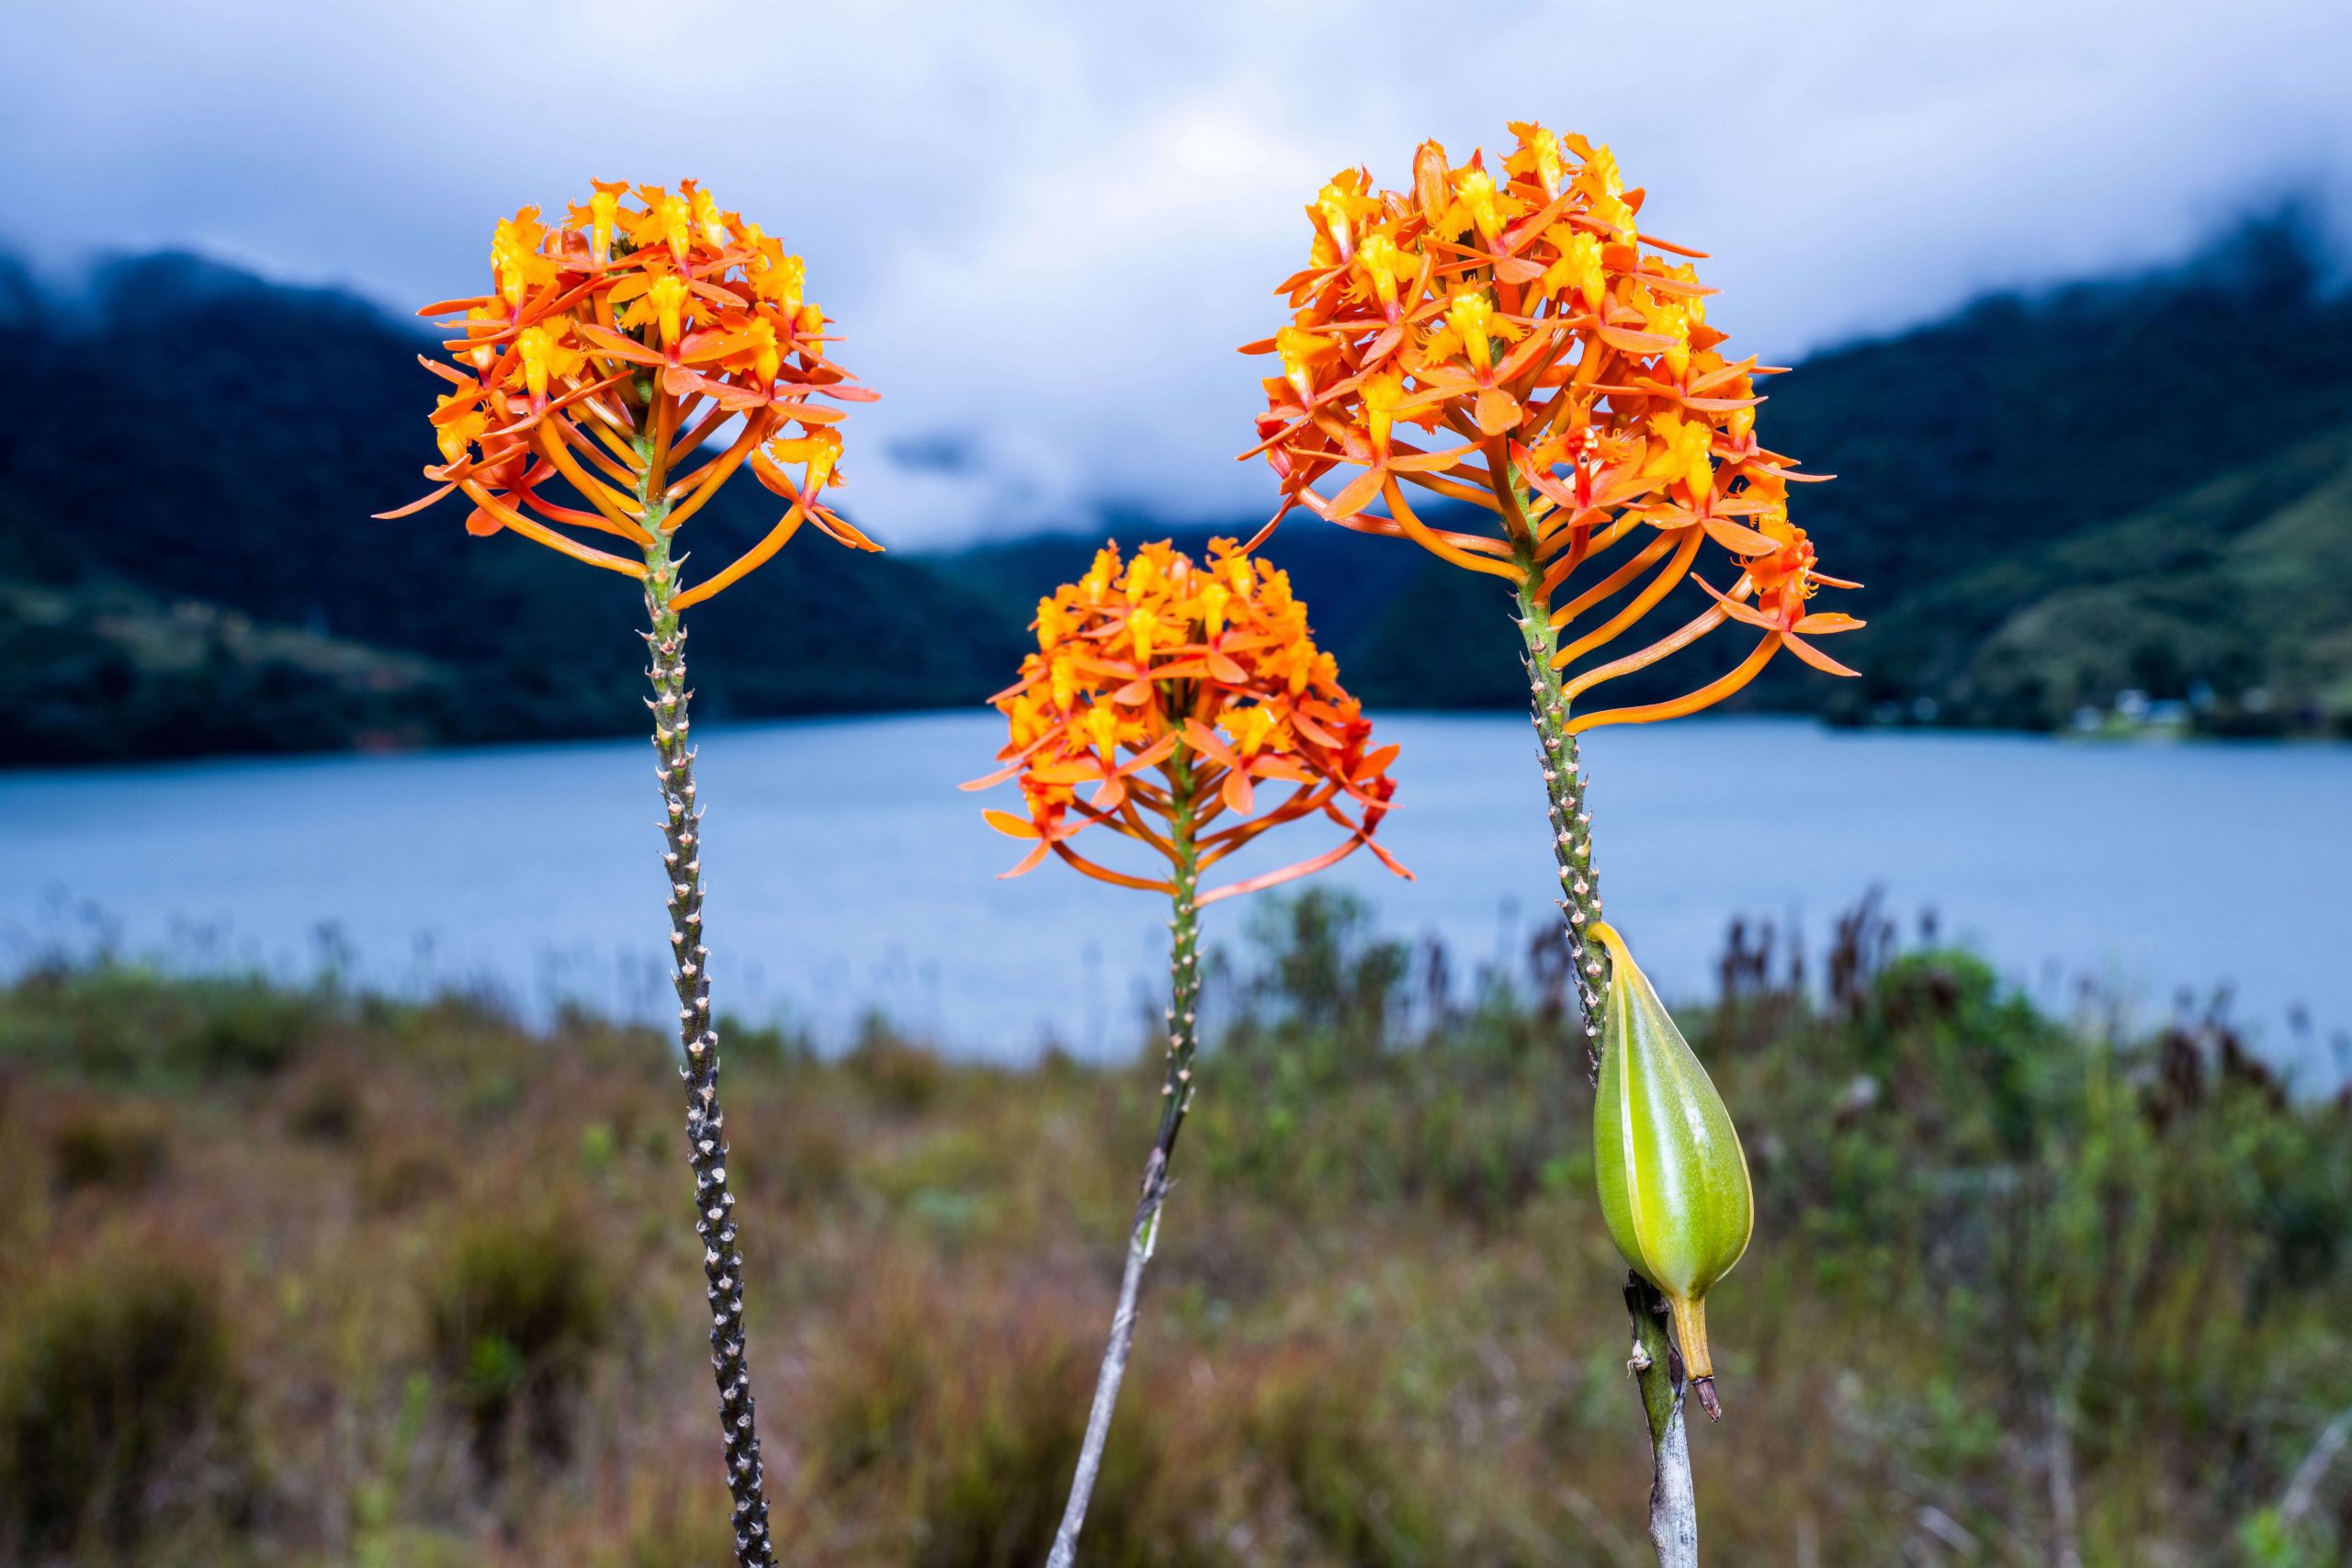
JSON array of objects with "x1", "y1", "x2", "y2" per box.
[{"x1": 9, "y1": 0, "x2": 2349, "y2": 546}]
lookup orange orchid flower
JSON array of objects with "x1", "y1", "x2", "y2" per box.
[
  {"x1": 377, "y1": 183, "x2": 888, "y2": 1567},
  {"x1": 1239, "y1": 123, "x2": 1860, "y2": 733},
  {"x1": 965, "y1": 538, "x2": 1408, "y2": 905},
  {"x1": 379, "y1": 179, "x2": 880, "y2": 605},
  {"x1": 978, "y1": 543, "x2": 1409, "y2": 1563},
  {"x1": 1236, "y1": 126, "x2": 1866, "y2": 1490}
]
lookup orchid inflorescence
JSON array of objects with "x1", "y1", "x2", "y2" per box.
[
  {"x1": 1242, "y1": 122, "x2": 1860, "y2": 732},
  {"x1": 381, "y1": 179, "x2": 877, "y2": 604},
  {"x1": 968, "y1": 537, "x2": 1406, "y2": 1568},
  {"x1": 967, "y1": 538, "x2": 1408, "y2": 903},
  {"x1": 379, "y1": 179, "x2": 887, "y2": 1568}
]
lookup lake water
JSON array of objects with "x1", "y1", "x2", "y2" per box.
[{"x1": 4, "y1": 715, "x2": 2347, "y2": 1084}]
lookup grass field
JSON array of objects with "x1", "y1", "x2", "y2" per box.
[{"x1": 2, "y1": 894, "x2": 2346, "y2": 1566}]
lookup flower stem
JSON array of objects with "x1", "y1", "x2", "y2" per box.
[
  {"x1": 1512, "y1": 565, "x2": 1608, "y2": 1082},
  {"x1": 1625, "y1": 1274, "x2": 1699, "y2": 1568},
  {"x1": 1046, "y1": 755, "x2": 1204, "y2": 1568},
  {"x1": 643, "y1": 520, "x2": 778, "y2": 1568},
  {"x1": 1513, "y1": 560, "x2": 1699, "y2": 1568}
]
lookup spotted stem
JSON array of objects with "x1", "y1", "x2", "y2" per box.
[{"x1": 644, "y1": 513, "x2": 778, "y2": 1568}]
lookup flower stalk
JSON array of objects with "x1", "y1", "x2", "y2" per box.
[
  {"x1": 1238, "y1": 123, "x2": 1869, "y2": 1565},
  {"x1": 1513, "y1": 558, "x2": 1607, "y2": 1081},
  {"x1": 1510, "y1": 530, "x2": 1699, "y2": 1560},
  {"x1": 383, "y1": 182, "x2": 876, "y2": 1566},
  {"x1": 967, "y1": 537, "x2": 1403, "y2": 1567},
  {"x1": 1046, "y1": 754, "x2": 1203, "y2": 1568},
  {"x1": 643, "y1": 522, "x2": 777, "y2": 1567},
  {"x1": 1625, "y1": 1275, "x2": 1699, "y2": 1568}
]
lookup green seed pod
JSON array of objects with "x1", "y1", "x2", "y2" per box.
[{"x1": 1589, "y1": 920, "x2": 1753, "y2": 1408}]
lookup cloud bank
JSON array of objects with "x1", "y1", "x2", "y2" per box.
[{"x1": 12, "y1": 0, "x2": 2349, "y2": 544}]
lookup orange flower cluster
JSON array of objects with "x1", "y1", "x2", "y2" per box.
[
  {"x1": 1242, "y1": 124, "x2": 1859, "y2": 732},
  {"x1": 381, "y1": 180, "x2": 878, "y2": 607},
  {"x1": 967, "y1": 539, "x2": 1408, "y2": 902}
]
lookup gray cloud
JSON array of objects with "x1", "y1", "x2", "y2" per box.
[{"x1": 12, "y1": 0, "x2": 2349, "y2": 544}]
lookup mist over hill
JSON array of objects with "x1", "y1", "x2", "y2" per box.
[{"x1": 4, "y1": 220, "x2": 2347, "y2": 764}]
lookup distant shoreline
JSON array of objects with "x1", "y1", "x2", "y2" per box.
[{"x1": 9, "y1": 698, "x2": 2345, "y2": 776}]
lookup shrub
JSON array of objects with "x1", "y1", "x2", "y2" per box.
[
  {"x1": 844, "y1": 1016, "x2": 945, "y2": 1114},
  {"x1": 0, "y1": 962, "x2": 321, "y2": 1086},
  {"x1": 49, "y1": 1100, "x2": 170, "y2": 1193},
  {"x1": 1230, "y1": 888, "x2": 1410, "y2": 1076},
  {"x1": 812, "y1": 1270, "x2": 1204, "y2": 1568},
  {"x1": 282, "y1": 1058, "x2": 367, "y2": 1145},
  {"x1": 359, "y1": 1137, "x2": 455, "y2": 1216},
  {"x1": 0, "y1": 1245, "x2": 254, "y2": 1557},
  {"x1": 594, "y1": 1473, "x2": 744, "y2": 1568},
  {"x1": 424, "y1": 1213, "x2": 613, "y2": 1478},
  {"x1": 1240, "y1": 1343, "x2": 1434, "y2": 1566},
  {"x1": 184, "y1": 976, "x2": 314, "y2": 1077}
]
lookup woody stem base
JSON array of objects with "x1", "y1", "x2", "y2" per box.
[{"x1": 1626, "y1": 1275, "x2": 1700, "y2": 1568}]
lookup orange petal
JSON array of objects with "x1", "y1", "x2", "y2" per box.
[
  {"x1": 997, "y1": 840, "x2": 1053, "y2": 879},
  {"x1": 1182, "y1": 720, "x2": 1241, "y2": 773},
  {"x1": 1474, "y1": 386, "x2": 1521, "y2": 435},
  {"x1": 1697, "y1": 514, "x2": 1779, "y2": 557},
  {"x1": 1199, "y1": 836, "x2": 1366, "y2": 906},
  {"x1": 1782, "y1": 631, "x2": 1860, "y2": 677},
  {"x1": 1329, "y1": 465, "x2": 1386, "y2": 520},
  {"x1": 1792, "y1": 611, "x2": 1864, "y2": 636},
  {"x1": 1566, "y1": 635, "x2": 1781, "y2": 735}
]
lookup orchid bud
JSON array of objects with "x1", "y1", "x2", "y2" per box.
[
  {"x1": 1589, "y1": 921, "x2": 1753, "y2": 1414},
  {"x1": 1411, "y1": 139, "x2": 1452, "y2": 225}
]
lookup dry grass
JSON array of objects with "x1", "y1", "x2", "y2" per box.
[{"x1": 0, "y1": 894, "x2": 2346, "y2": 1566}]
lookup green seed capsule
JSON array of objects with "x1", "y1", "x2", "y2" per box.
[{"x1": 1589, "y1": 921, "x2": 1753, "y2": 1404}]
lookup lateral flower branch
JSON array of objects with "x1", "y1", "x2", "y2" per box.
[
  {"x1": 1243, "y1": 124, "x2": 1857, "y2": 1565},
  {"x1": 379, "y1": 180, "x2": 878, "y2": 1568},
  {"x1": 966, "y1": 538, "x2": 1407, "y2": 1568}
]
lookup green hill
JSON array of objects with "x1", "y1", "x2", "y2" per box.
[
  {"x1": 1763, "y1": 217, "x2": 2352, "y2": 736},
  {"x1": 0, "y1": 574, "x2": 458, "y2": 761},
  {"x1": 941, "y1": 220, "x2": 2352, "y2": 733},
  {"x1": 1842, "y1": 430, "x2": 2352, "y2": 734},
  {"x1": 0, "y1": 254, "x2": 1025, "y2": 763},
  {"x1": 2, "y1": 220, "x2": 2346, "y2": 763}
]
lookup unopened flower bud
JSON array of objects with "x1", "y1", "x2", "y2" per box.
[{"x1": 1589, "y1": 921, "x2": 1753, "y2": 1404}]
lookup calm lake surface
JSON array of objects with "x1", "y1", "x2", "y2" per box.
[{"x1": 4, "y1": 715, "x2": 2346, "y2": 1082}]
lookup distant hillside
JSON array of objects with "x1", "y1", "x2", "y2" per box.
[
  {"x1": 1844, "y1": 430, "x2": 2352, "y2": 733},
  {"x1": 1764, "y1": 218, "x2": 2352, "y2": 734},
  {"x1": 3, "y1": 220, "x2": 2347, "y2": 764},
  {"x1": 0, "y1": 575, "x2": 460, "y2": 761},
  {"x1": 0, "y1": 254, "x2": 1025, "y2": 763},
  {"x1": 946, "y1": 220, "x2": 2352, "y2": 734}
]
